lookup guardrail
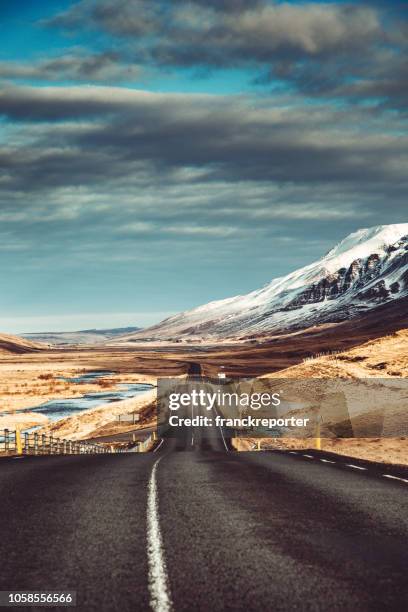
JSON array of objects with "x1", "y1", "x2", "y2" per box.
[
  {"x1": 0, "y1": 429, "x2": 120, "y2": 456},
  {"x1": 117, "y1": 412, "x2": 140, "y2": 424},
  {"x1": 136, "y1": 431, "x2": 157, "y2": 453}
]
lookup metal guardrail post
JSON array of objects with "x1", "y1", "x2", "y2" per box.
[
  {"x1": 4, "y1": 429, "x2": 9, "y2": 453},
  {"x1": 41, "y1": 434, "x2": 46, "y2": 455},
  {"x1": 315, "y1": 416, "x2": 323, "y2": 451},
  {"x1": 34, "y1": 433, "x2": 39, "y2": 455},
  {"x1": 63, "y1": 439, "x2": 67, "y2": 454},
  {"x1": 24, "y1": 432, "x2": 29, "y2": 454},
  {"x1": 15, "y1": 428, "x2": 23, "y2": 455},
  {"x1": 49, "y1": 435, "x2": 53, "y2": 455}
]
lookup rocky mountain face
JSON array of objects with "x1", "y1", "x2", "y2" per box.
[
  {"x1": 124, "y1": 224, "x2": 408, "y2": 342},
  {"x1": 283, "y1": 241, "x2": 408, "y2": 309}
]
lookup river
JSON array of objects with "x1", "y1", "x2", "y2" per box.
[{"x1": 15, "y1": 371, "x2": 153, "y2": 423}]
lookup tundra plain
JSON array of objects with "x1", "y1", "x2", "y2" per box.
[{"x1": 0, "y1": 325, "x2": 407, "y2": 463}]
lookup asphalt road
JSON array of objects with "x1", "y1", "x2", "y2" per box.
[{"x1": 0, "y1": 369, "x2": 407, "y2": 611}]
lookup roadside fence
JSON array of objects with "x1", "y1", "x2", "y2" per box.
[{"x1": 0, "y1": 429, "x2": 122, "y2": 456}]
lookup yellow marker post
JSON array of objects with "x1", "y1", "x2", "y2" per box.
[
  {"x1": 15, "y1": 426, "x2": 23, "y2": 456},
  {"x1": 315, "y1": 418, "x2": 322, "y2": 451},
  {"x1": 257, "y1": 440, "x2": 261, "y2": 451}
]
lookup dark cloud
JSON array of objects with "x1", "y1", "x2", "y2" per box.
[
  {"x1": 0, "y1": 86, "x2": 406, "y2": 201},
  {"x1": 50, "y1": 0, "x2": 383, "y2": 57},
  {"x1": 170, "y1": 0, "x2": 265, "y2": 11},
  {"x1": 45, "y1": 0, "x2": 407, "y2": 110},
  {"x1": 334, "y1": 56, "x2": 408, "y2": 113},
  {"x1": 0, "y1": 52, "x2": 141, "y2": 83}
]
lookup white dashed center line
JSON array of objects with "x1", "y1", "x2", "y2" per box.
[
  {"x1": 383, "y1": 474, "x2": 408, "y2": 484},
  {"x1": 295, "y1": 452, "x2": 408, "y2": 485}
]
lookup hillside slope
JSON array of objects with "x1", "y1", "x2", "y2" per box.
[
  {"x1": 266, "y1": 328, "x2": 408, "y2": 379},
  {"x1": 0, "y1": 333, "x2": 44, "y2": 354}
]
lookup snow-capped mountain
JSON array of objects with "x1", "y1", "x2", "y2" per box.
[{"x1": 130, "y1": 224, "x2": 408, "y2": 342}]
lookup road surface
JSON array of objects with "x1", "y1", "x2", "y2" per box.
[{"x1": 0, "y1": 369, "x2": 407, "y2": 611}]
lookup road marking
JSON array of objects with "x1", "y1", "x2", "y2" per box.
[
  {"x1": 147, "y1": 457, "x2": 172, "y2": 612},
  {"x1": 303, "y1": 454, "x2": 314, "y2": 459},
  {"x1": 153, "y1": 439, "x2": 164, "y2": 453},
  {"x1": 383, "y1": 474, "x2": 408, "y2": 484},
  {"x1": 289, "y1": 451, "x2": 297, "y2": 454},
  {"x1": 212, "y1": 404, "x2": 229, "y2": 452},
  {"x1": 320, "y1": 458, "x2": 336, "y2": 464},
  {"x1": 346, "y1": 464, "x2": 367, "y2": 471},
  {"x1": 191, "y1": 433, "x2": 194, "y2": 446}
]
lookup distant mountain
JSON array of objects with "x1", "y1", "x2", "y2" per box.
[
  {"x1": 0, "y1": 333, "x2": 45, "y2": 354},
  {"x1": 22, "y1": 327, "x2": 141, "y2": 346},
  {"x1": 123, "y1": 224, "x2": 408, "y2": 342}
]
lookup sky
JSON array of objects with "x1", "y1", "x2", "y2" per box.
[{"x1": 0, "y1": 0, "x2": 407, "y2": 332}]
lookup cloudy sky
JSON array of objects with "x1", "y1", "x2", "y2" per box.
[{"x1": 0, "y1": 0, "x2": 406, "y2": 332}]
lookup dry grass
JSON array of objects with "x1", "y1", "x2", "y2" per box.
[
  {"x1": 236, "y1": 437, "x2": 408, "y2": 466},
  {"x1": 264, "y1": 329, "x2": 408, "y2": 380}
]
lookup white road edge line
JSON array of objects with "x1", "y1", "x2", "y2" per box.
[
  {"x1": 153, "y1": 439, "x2": 164, "y2": 453},
  {"x1": 289, "y1": 451, "x2": 297, "y2": 454},
  {"x1": 320, "y1": 458, "x2": 336, "y2": 464},
  {"x1": 147, "y1": 456, "x2": 173, "y2": 612},
  {"x1": 383, "y1": 474, "x2": 408, "y2": 484},
  {"x1": 303, "y1": 454, "x2": 314, "y2": 459},
  {"x1": 346, "y1": 464, "x2": 367, "y2": 471}
]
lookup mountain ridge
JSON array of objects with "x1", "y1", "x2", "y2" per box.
[
  {"x1": 122, "y1": 224, "x2": 408, "y2": 343},
  {"x1": 22, "y1": 327, "x2": 141, "y2": 346}
]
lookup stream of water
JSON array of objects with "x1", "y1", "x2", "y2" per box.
[{"x1": 16, "y1": 371, "x2": 153, "y2": 422}]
